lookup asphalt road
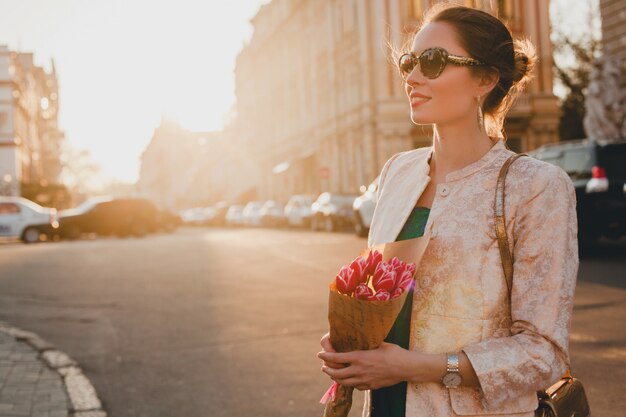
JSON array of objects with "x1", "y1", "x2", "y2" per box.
[{"x1": 0, "y1": 227, "x2": 624, "y2": 417}]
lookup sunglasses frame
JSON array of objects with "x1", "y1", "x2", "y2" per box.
[{"x1": 398, "y1": 47, "x2": 485, "y2": 80}]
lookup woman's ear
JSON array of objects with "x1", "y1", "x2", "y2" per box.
[{"x1": 476, "y1": 67, "x2": 499, "y2": 97}]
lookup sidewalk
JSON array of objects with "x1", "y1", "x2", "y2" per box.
[{"x1": 0, "y1": 323, "x2": 106, "y2": 417}]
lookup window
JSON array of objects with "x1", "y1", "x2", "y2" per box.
[
  {"x1": 0, "y1": 203, "x2": 20, "y2": 215},
  {"x1": 562, "y1": 148, "x2": 593, "y2": 178},
  {"x1": 498, "y1": 0, "x2": 514, "y2": 20},
  {"x1": 411, "y1": 0, "x2": 425, "y2": 20}
]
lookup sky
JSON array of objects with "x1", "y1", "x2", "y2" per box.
[
  {"x1": 0, "y1": 0, "x2": 270, "y2": 183},
  {"x1": 0, "y1": 0, "x2": 596, "y2": 185}
]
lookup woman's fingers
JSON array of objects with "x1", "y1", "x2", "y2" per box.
[
  {"x1": 320, "y1": 332, "x2": 335, "y2": 352},
  {"x1": 322, "y1": 360, "x2": 345, "y2": 369}
]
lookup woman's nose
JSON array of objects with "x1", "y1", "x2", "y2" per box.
[{"x1": 405, "y1": 64, "x2": 426, "y2": 86}]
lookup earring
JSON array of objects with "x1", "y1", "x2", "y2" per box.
[{"x1": 476, "y1": 95, "x2": 484, "y2": 132}]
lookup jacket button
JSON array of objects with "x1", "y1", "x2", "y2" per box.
[
  {"x1": 439, "y1": 185, "x2": 450, "y2": 197},
  {"x1": 420, "y1": 275, "x2": 430, "y2": 287},
  {"x1": 430, "y1": 228, "x2": 438, "y2": 238}
]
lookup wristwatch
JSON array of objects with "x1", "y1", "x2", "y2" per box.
[{"x1": 441, "y1": 353, "x2": 462, "y2": 389}]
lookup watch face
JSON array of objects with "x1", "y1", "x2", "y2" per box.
[{"x1": 442, "y1": 372, "x2": 462, "y2": 387}]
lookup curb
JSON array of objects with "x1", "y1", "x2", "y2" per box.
[{"x1": 0, "y1": 321, "x2": 107, "y2": 417}]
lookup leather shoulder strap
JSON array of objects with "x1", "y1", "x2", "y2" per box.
[{"x1": 494, "y1": 153, "x2": 528, "y2": 296}]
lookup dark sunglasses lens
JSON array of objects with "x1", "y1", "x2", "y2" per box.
[
  {"x1": 399, "y1": 54, "x2": 416, "y2": 78},
  {"x1": 419, "y1": 49, "x2": 445, "y2": 78}
]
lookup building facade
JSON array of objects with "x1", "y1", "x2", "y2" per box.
[
  {"x1": 0, "y1": 46, "x2": 64, "y2": 200},
  {"x1": 231, "y1": 0, "x2": 560, "y2": 203},
  {"x1": 136, "y1": 116, "x2": 227, "y2": 209},
  {"x1": 599, "y1": 0, "x2": 626, "y2": 75}
]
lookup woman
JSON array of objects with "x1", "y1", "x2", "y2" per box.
[{"x1": 316, "y1": 4, "x2": 578, "y2": 417}]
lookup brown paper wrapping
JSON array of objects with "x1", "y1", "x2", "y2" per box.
[{"x1": 322, "y1": 235, "x2": 431, "y2": 417}]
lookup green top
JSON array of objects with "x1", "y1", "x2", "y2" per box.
[{"x1": 371, "y1": 206, "x2": 430, "y2": 417}]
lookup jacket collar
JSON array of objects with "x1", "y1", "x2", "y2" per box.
[{"x1": 422, "y1": 138, "x2": 507, "y2": 182}]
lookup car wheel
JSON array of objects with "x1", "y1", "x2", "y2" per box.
[
  {"x1": 21, "y1": 227, "x2": 41, "y2": 244},
  {"x1": 324, "y1": 216, "x2": 334, "y2": 232}
]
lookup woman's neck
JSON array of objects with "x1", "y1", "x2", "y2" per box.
[{"x1": 430, "y1": 122, "x2": 495, "y2": 177}]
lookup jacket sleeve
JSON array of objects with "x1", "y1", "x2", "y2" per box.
[{"x1": 462, "y1": 165, "x2": 579, "y2": 409}]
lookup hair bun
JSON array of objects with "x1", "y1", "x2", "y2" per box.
[{"x1": 512, "y1": 39, "x2": 536, "y2": 84}]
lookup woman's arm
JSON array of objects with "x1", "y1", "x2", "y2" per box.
[
  {"x1": 462, "y1": 165, "x2": 579, "y2": 409},
  {"x1": 400, "y1": 350, "x2": 480, "y2": 387}
]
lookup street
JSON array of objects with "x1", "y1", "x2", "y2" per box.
[{"x1": 0, "y1": 227, "x2": 625, "y2": 417}]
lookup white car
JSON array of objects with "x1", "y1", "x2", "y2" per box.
[
  {"x1": 242, "y1": 201, "x2": 263, "y2": 226},
  {"x1": 284, "y1": 195, "x2": 313, "y2": 228},
  {"x1": 179, "y1": 207, "x2": 214, "y2": 226},
  {"x1": 259, "y1": 200, "x2": 286, "y2": 227},
  {"x1": 353, "y1": 176, "x2": 379, "y2": 237},
  {"x1": 225, "y1": 205, "x2": 245, "y2": 227},
  {"x1": 0, "y1": 197, "x2": 59, "y2": 243}
]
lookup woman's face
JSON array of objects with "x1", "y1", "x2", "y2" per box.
[{"x1": 404, "y1": 21, "x2": 480, "y2": 127}]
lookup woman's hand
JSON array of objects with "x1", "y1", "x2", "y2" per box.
[
  {"x1": 317, "y1": 341, "x2": 409, "y2": 391},
  {"x1": 318, "y1": 332, "x2": 346, "y2": 370}
]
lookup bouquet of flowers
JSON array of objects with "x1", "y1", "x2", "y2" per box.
[{"x1": 320, "y1": 238, "x2": 428, "y2": 417}]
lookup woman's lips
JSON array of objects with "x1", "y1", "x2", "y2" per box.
[{"x1": 410, "y1": 96, "x2": 431, "y2": 108}]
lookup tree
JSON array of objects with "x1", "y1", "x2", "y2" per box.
[{"x1": 552, "y1": 1, "x2": 601, "y2": 140}]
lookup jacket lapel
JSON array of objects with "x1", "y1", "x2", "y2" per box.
[{"x1": 368, "y1": 148, "x2": 432, "y2": 247}]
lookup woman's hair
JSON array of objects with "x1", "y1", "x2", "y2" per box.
[{"x1": 393, "y1": 3, "x2": 537, "y2": 138}]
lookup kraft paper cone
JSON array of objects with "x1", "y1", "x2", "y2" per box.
[{"x1": 322, "y1": 234, "x2": 431, "y2": 417}]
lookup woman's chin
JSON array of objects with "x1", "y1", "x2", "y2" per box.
[{"x1": 410, "y1": 113, "x2": 435, "y2": 125}]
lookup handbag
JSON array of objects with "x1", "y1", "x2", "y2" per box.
[{"x1": 494, "y1": 153, "x2": 591, "y2": 417}]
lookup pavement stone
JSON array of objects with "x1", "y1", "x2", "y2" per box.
[{"x1": 0, "y1": 323, "x2": 106, "y2": 417}]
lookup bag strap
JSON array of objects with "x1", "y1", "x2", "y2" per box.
[
  {"x1": 494, "y1": 153, "x2": 527, "y2": 294},
  {"x1": 494, "y1": 153, "x2": 574, "y2": 380}
]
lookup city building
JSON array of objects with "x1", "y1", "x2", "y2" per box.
[
  {"x1": 599, "y1": 0, "x2": 626, "y2": 74},
  {"x1": 136, "y1": 116, "x2": 226, "y2": 209},
  {"x1": 0, "y1": 45, "x2": 64, "y2": 203},
  {"x1": 231, "y1": 0, "x2": 560, "y2": 202}
]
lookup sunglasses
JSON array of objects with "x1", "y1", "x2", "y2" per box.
[{"x1": 398, "y1": 47, "x2": 485, "y2": 80}]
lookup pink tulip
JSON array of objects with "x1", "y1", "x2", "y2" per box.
[
  {"x1": 349, "y1": 256, "x2": 368, "y2": 284},
  {"x1": 391, "y1": 287, "x2": 404, "y2": 299},
  {"x1": 372, "y1": 263, "x2": 396, "y2": 292},
  {"x1": 355, "y1": 283, "x2": 374, "y2": 300},
  {"x1": 372, "y1": 291, "x2": 391, "y2": 301},
  {"x1": 335, "y1": 266, "x2": 358, "y2": 295},
  {"x1": 395, "y1": 270, "x2": 414, "y2": 291},
  {"x1": 365, "y1": 250, "x2": 383, "y2": 276},
  {"x1": 389, "y1": 257, "x2": 403, "y2": 270},
  {"x1": 405, "y1": 263, "x2": 416, "y2": 275}
]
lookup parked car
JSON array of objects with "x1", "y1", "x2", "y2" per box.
[
  {"x1": 528, "y1": 138, "x2": 626, "y2": 249},
  {"x1": 0, "y1": 197, "x2": 59, "y2": 243},
  {"x1": 179, "y1": 207, "x2": 213, "y2": 226},
  {"x1": 284, "y1": 195, "x2": 314, "y2": 228},
  {"x1": 225, "y1": 205, "x2": 245, "y2": 227},
  {"x1": 353, "y1": 176, "x2": 379, "y2": 237},
  {"x1": 242, "y1": 201, "x2": 264, "y2": 226},
  {"x1": 259, "y1": 200, "x2": 286, "y2": 227},
  {"x1": 57, "y1": 197, "x2": 161, "y2": 239},
  {"x1": 310, "y1": 192, "x2": 358, "y2": 232},
  {"x1": 156, "y1": 209, "x2": 182, "y2": 232},
  {"x1": 209, "y1": 202, "x2": 229, "y2": 227}
]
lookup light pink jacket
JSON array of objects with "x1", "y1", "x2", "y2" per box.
[{"x1": 364, "y1": 139, "x2": 579, "y2": 417}]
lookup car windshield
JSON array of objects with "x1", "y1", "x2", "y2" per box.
[
  {"x1": 72, "y1": 197, "x2": 113, "y2": 214},
  {"x1": 562, "y1": 148, "x2": 593, "y2": 179},
  {"x1": 16, "y1": 199, "x2": 47, "y2": 213}
]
